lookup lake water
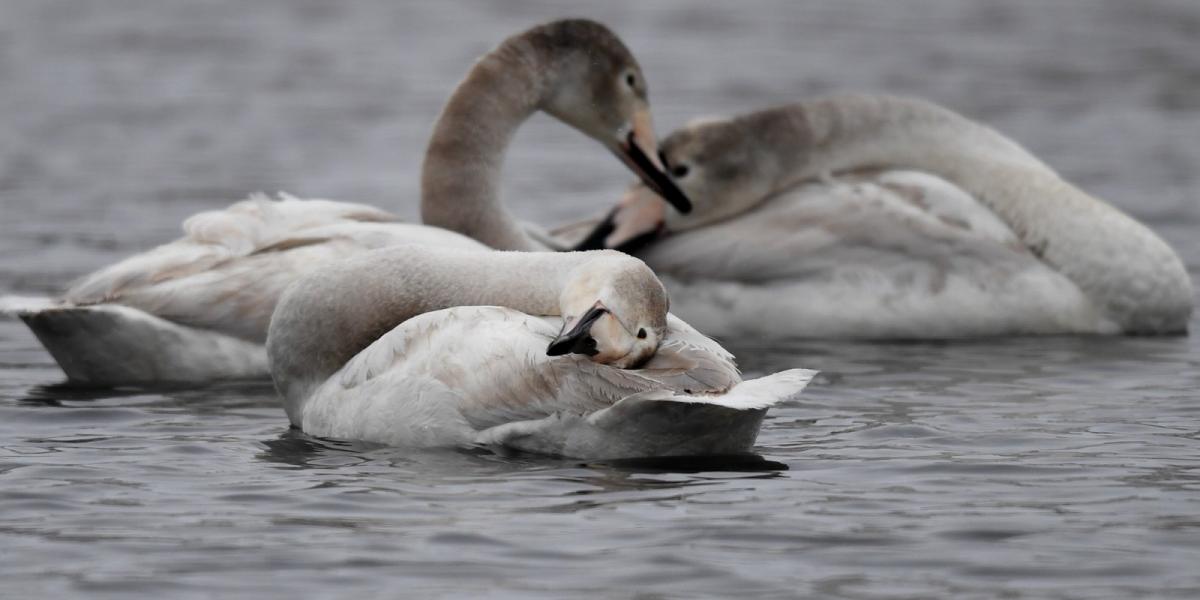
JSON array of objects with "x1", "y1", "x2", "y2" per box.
[{"x1": 2, "y1": 1, "x2": 1198, "y2": 598}]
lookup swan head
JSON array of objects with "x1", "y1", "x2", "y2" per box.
[
  {"x1": 573, "y1": 112, "x2": 783, "y2": 251},
  {"x1": 547, "y1": 253, "x2": 669, "y2": 369},
  {"x1": 522, "y1": 19, "x2": 691, "y2": 217}
]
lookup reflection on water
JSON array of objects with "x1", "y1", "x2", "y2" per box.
[{"x1": 2, "y1": 1, "x2": 1199, "y2": 598}]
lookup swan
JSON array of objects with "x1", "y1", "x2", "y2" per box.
[
  {"x1": 0, "y1": 19, "x2": 690, "y2": 385},
  {"x1": 267, "y1": 245, "x2": 814, "y2": 458},
  {"x1": 573, "y1": 94, "x2": 1193, "y2": 339}
]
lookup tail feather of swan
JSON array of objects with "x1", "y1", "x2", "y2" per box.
[
  {"x1": 3, "y1": 300, "x2": 266, "y2": 385},
  {"x1": 476, "y1": 368, "x2": 815, "y2": 458}
]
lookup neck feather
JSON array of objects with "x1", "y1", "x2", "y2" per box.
[{"x1": 420, "y1": 40, "x2": 549, "y2": 252}]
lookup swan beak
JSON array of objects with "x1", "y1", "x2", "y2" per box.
[
  {"x1": 546, "y1": 305, "x2": 608, "y2": 357},
  {"x1": 612, "y1": 109, "x2": 692, "y2": 215},
  {"x1": 571, "y1": 183, "x2": 666, "y2": 253}
]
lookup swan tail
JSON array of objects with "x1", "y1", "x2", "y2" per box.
[
  {"x1": 476, "y1": 368, "x2": 817, "y2": 459},
  {"x1": 0, "y1": 295, "x2": 62, "y2": 316},
  {"x1": 9, "y1": 301, "x2": 268, "y2": 386}
]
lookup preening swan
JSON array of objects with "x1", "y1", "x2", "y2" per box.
[
  {"x1": 1, "y1": 19, "x2": 689, "y2": 385},
  {"x1": 268, "y1": 246, "x2": 814, "y2": 458},
  {"x1": 575, "y1": 94, "x2": 1193, "y2": 339}
]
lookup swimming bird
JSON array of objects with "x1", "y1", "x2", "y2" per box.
[
  {"x1": 574, "y1": 94, "x2": 1193, "y2": 339},
  {"x1": 0, "y1": 19, "x2": 690, "y2": 385},
  {"x1": 267, "y1": 245, "x2": 813, "y2": 459}
]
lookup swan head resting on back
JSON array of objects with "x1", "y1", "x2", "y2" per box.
[{"x1": 548, "y1": 253, "x2": 669, "y2": 369}]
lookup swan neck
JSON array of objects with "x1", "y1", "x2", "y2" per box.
[
  {"x1": 420, "y1": 40, "x2": 549, "y2": 252},
  {"x1": 266, "y1": 248, "x2": 622, "y2": 418}
]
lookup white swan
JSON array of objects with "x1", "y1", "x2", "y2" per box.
[
  {"x1": 0, "y1": 19, "x2": 690, "y2": 385},
  {"x1": 267, "y1": 245, "x2": 814, "y2": 458},
  {"x1": 573, "y1": 94, "x2": 1193, "y2": 339}
]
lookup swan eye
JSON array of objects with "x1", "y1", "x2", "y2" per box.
[
  {"x1": 661, "y1": 152, "x2": 689, "y2": 178},
  {"x1": 626, "y1": 73, "x2": 637, "y2": 88},
  {"x1": 637, "y1": 328, "x2": 647, "y2": 339}
]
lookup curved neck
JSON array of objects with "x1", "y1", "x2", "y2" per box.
[
  {"x1": 762, "y1": 95, "x2": 1192, "y2": 331},
  {"x1": 266, "y1": 247, "x2": 621, "y2": 416},
  {"x1": 420, "y1": 39, "x2": 549, "y2": 252}
]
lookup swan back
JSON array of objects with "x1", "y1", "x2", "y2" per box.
[{"x1": 61, "y1": 195, "x2": 484, "y2": 342}]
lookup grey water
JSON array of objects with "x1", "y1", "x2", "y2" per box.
[{"x1": 2, "y1": 1, "x2": 1199, "y2": 598}]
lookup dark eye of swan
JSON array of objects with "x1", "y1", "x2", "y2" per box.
[
  {"x1": 637, "y1": 328, "x2": 647, "y2": 339},
  {"x1": 660, "y1": 152, "x2": 689, "y2": 178},
  {"x1": 626, "y1": 73, "x2": 636, "y2": 88}
]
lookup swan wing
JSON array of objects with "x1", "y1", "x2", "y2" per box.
[
  {"x1": 302, "y1": 306, "x2": 800, "y2": 458},
  {"x1": 643, "y1": 171, "x2": 1107, "y2": 338},
  {"x1": 476, "y1": 368, "x2": 816, "y2": 459},
  {"x1": 645, "y1": 170, "x2": 1029, "y2": 283},
  {"x1": 304, "y1": 307, "x2": 617, "y2": 445},
  {"x1": 62, "y1": 195, "x2": 485, "y2": 342},
  {"x1": 65, "y1": 193, "x2": 398, "y2": 304}
]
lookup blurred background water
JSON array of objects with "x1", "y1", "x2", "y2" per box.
[{"x1": 1, "y1": 1, "x2": 1198, "y2": 598}]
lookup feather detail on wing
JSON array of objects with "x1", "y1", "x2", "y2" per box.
[
  {"x1": 65, "y1": 193, "x2": 400, "y2": 306},
  {"x1": 59, "y1": 194, "x2": 485, "y2": 342},
  {"x1": 299, "y1": 306, "x2": 811, "y2": 458}
]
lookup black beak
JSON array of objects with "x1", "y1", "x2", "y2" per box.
[
  {"x1": 546, "y1": 305, "x2": 607, "y2": 357},
  {"x1": 570, "y1": 208, "x2": 662, "y2": 253},
  {"x1": 615, "y1": 132, "x2": 692, "y2": 215}
]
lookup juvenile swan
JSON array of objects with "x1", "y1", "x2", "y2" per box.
[
  {"x1": 576, "y1": 95, "x2": 1193, "y2": 339},
  {"x1": 267, "y1": 246, "x2": 814, "y2": 459},
  {"x1": 1, "y1": 19, "x2": 690, "y2": 385}
]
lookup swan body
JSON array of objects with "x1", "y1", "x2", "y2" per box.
[
  {"x1": 269, "y1": 246, "x2": 814, "y2": 458},
  {"x1": 584, "y1": 94, "x2": 1192, "y2": 339},
  {"x1": 4, "y1": 19, "x2": 688, "y2": 385}
]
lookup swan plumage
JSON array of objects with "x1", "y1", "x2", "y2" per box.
[{"x1": 577, "y1": 94, "x2": 1192, "y2": 338}]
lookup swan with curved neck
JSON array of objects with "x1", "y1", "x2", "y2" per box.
[
  {"x1": 577, "y1": 94, "x2": 1192, "y2": 338},
  {"x1": 266, "y1": 245, "x2": 814, "y2": 458},
  {"x1": 422, "y1": 19, "x2": 690, "y2": 252},
  {"x1": 2, "y1": 19, "x2": 690, "y2": 385}
]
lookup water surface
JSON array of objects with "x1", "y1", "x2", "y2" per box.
[{"x1": 2, "y1": 1, "x2": 1199, "y2": 598}]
